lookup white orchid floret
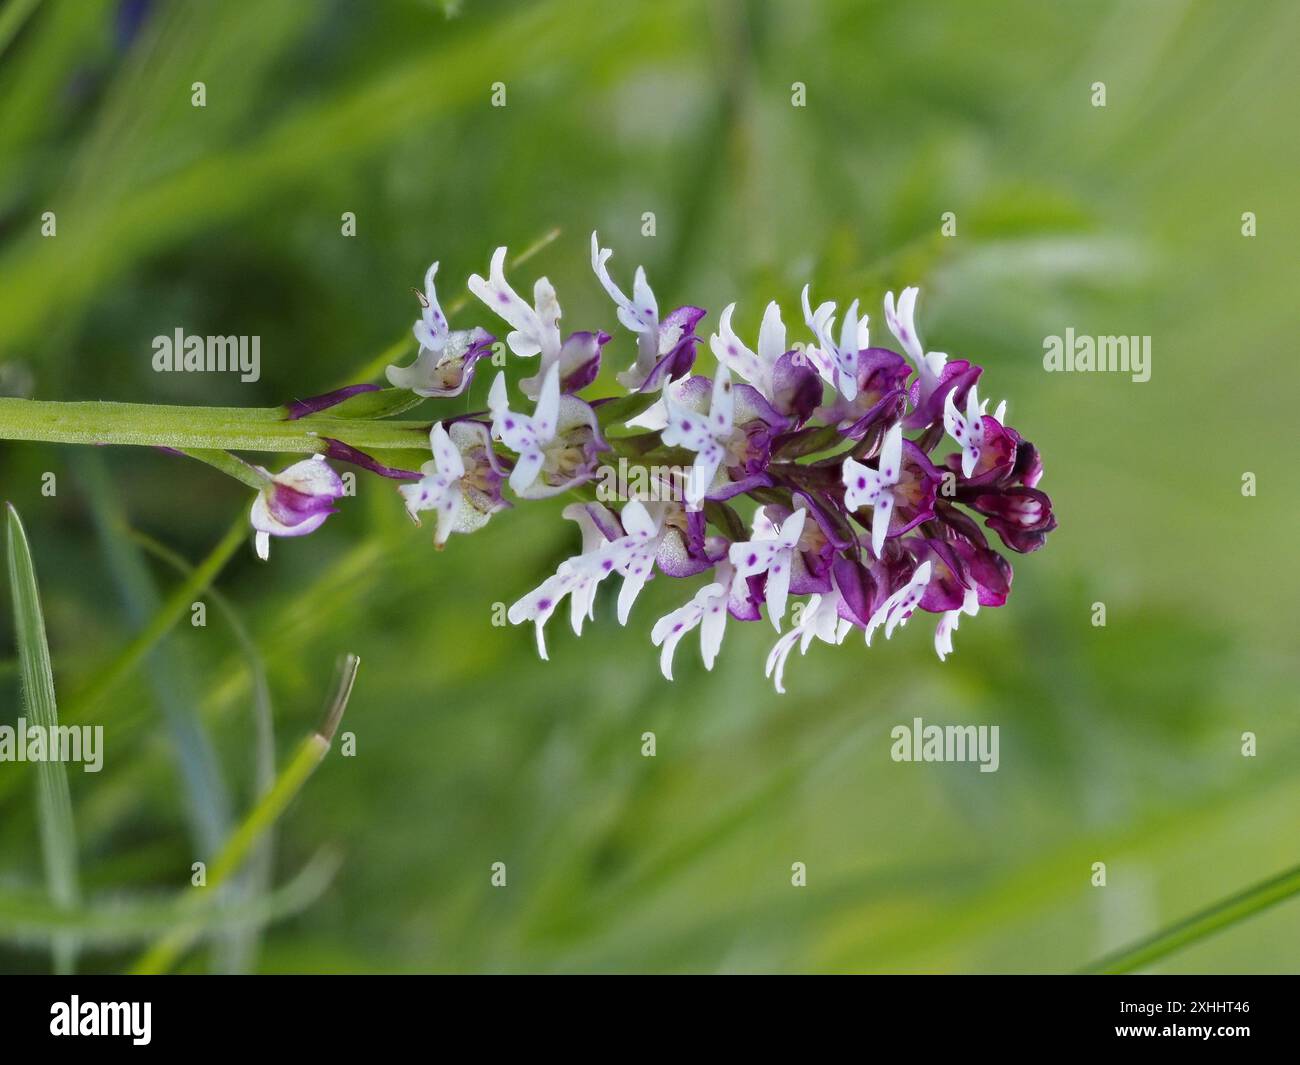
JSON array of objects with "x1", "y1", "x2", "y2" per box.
[
  {"x1": 507, "y1": 500, "x2": 668, "y2": 657},
  {"x1": 413, "y1": 262, "x2": 450, "y2": 351},
  {"x1": 469, "y1": 246, "x2": 562, "y2": 366},
  {"x1": 650, "y1": 562, "x2": 744, "y2": 681},
  {"x1": 398, "y1": 422, "x2": 464, "y2": 545},
  {"x1": 590, "y1": 231, "x2": 658, "y2": 336},
  {"x1": 884, "y1": 286, "x2": 948, "y2": 396},
  {"x1": 764, "y1": 578, "x2": 851, "y2": 694},
  {"x1": 659, "y1": 365, "x2": 734, "y2": 510},
  {"x1": 728, "y1": 505, "x2": 807, "y2": 631},
  {"x1": 399, "y1": 421, "x2": 507, "y2": 546},
  {"x1": 248, "y1": 455, "x2": 345, "y2": 562},
  {"x1": 800, "y1": 285, "x2": 864, "y2": 402},
  {"x1": 865, "y1": 561, "x2": 933, "y2": 646},
  {"x1": 934, "y1": 586, "x2": 980, "y2": 661},
  {"x1": 943, "y1": 383, "x2": 993, "y2": 478},
  {"x1": 488, "y1": 364, "x2": 560, "y2": 496},
  {"x1": 592, "y1": 230, "x2": 679, "y2": 391},
  {"x1": 710, "y1": 301, "x2": 786, "y2": 401},
  {"x1": 561, "y1": 502, "x2": 620, "y2": 635},
  {"x1": 386, "y1": 261, "x2": 493, "y2": 397},
  {"x1": 842, "y1": 422, "x2": 903, "y2": 558}
]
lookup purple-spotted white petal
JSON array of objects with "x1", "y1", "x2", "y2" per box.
[
  {"x1": 865, "y1": 561, "x2": 933, "y2": 646},
  {"x1": 650, "y1": 563, "x2": 741, "y2": 680},
  {"x1": 842, "y1": 422, "x2": 903, "y2": 558},
  {"x1": 469, "y1": 247, "x2": 562, "y2": 392},
  {"x1": 659, "y1": 366, "x2": 735, "y2": 509},
  {"x1": 489, "y1": 365, "x2": 561, "y2": 495},
  {"x1": 885, "y1": 286, "x2": 948, "y2": 403},
  {"x1": 943, "y1": 383, "x2": 988, "y2": 478},
  {"x1": 728, "y1": 505, "x2": 807, "y2": 630},
  {"x1": 801, "y1": 285, "x2": 865, "y2": 403}
]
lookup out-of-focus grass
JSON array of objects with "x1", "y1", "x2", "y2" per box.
[{"x1": 0, "y1": 0, "x2": 1297, "y2": 973}]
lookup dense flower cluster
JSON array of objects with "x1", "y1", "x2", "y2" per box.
[{"x1": 258, "y1": 235, "x2": 1056, "y2": 691}]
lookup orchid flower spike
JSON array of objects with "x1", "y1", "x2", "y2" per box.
[
  {"x1": 281, "y1": 240, "x2": 1056, "y2": 686},
  {"x1": 843, "y1": 421, "x2": 904, "y2": 558},
  {"x1": 249, "y1": 455, "x2": 345, "y2": 561}
]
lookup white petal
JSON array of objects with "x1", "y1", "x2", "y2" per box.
[
  {"x1": 756, "y1": 300, "x2": 787, "y2": 369},
  {"x1": 710, "y1": 365, "x2": 734, "y2": 435},
  {"x1": 877, "y1": 423, "x2": 903, "y2": 483},
  {"x1": 686, "y1": 443, "x2": 723, "y2": 509},
  {"x1": 870, "y1": 494, "x2": 894, "y2": 558},
  {"x1": 710, "y1": 303, "x2": 767, "y2": 392},
  {"x1": 778, "y1": 506, "x2": 807, "y2": 548},
  {"x1": 698, "y1": 590, "x2": 728, "y2": 669},
  {"x1": 764, "y1": 549, "x2": 793, "y2": 631},
  {"x1": 430, "y1": 422, "x2": 465, "y2": 479},
  {"x1": 532, "y1": 363, "x2": 560, "y2": 442}
]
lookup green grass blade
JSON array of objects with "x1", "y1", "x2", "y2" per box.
[
  {"x1": 1083, "y1": 859, "x2": 1300, "y2": 974},
  {"x1": 130, "y1": 653, "x2": 359, "y2": 975},
  {"x1": 5, "y1": 502, "x2": 81, "y2": 973}
]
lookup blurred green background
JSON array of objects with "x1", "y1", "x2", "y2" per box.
[{"x1": 0, "y1": 0, "x2": 1297, "y2": 973}]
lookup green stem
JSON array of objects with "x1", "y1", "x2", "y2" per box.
[
  {"x1": 0, "y1": 398, "x2": 431, "y2": 453},
  {"x1": 179, "y1": 448, "x2": 267, "y2": 489},
  {"x1": 1083, "y1": 859, "x2": 1300, "y2": 974},
  {"x1": 130, "y1": 654, "x2": 359, "y2": 975}
]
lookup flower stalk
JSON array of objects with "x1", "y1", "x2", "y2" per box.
[{"x1": 0, "y1": 397, "x2": 430, "y2": 453}]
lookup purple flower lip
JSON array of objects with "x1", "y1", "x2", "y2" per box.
[
  {"x1": 266, "y1": 482, "x2": 339, "y2": 526},
  {"x1": 636, "y1": 306, "x2": 707, "y2": 392},
  {"x1": 905, "y1": 359, "x2": 981, "y2": 430}
]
